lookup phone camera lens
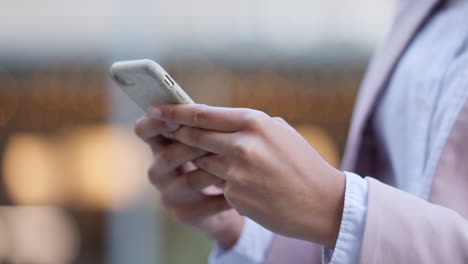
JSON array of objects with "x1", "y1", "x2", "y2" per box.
[{"x1": 113, "y1": 74, "x2": 128, "y2": 86}]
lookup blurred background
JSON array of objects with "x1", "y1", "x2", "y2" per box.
[{"x1": 0, "y1": 0, "x2": 396, "y2": 263}]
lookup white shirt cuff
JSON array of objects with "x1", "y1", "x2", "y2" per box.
[
  {"x1": 209, "y1": 217, "x2": 274, "y2": 264},
  {"x1": 324, "y1": 171, "x2": 369, "y2": 264}
]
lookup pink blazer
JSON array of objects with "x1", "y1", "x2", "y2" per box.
[{"x1": 264, "y1": 0, "x2": 468, "y2": 263}]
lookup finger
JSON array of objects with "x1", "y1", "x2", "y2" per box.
[
  {"x1": 167, "y1": 195, "x2": 231, "y2": 223},
  {"x1": 184, "y1": 169, "x2": 224, "y2": 192},
  {"x1": 157, "y1": 142, "x2": 208, "y2": 175},
  {"x1": 165, "y1": 169, "x2": 224, "y2": 201},
  {"x1": 272, "y1": 116, "x2": 288, "y2": 125},
  {"x1": 148, "y1": 143, "x2": 208, "y2": 187},
  {"x1": 147, "y1": 135, "x2": 172, "y2": 154},
  {"x1": 173, "y1": 126, "x2": 235, "y2": 155},
  {"x1": 177, "y1": 161, "x2": 197, "y2": 175},
  {"x1": 134, "y1": 114, "x2": 180, "y2": 142},
  {"x1": 151, "y1": 104, "x2": 269, "y2": 132},
  {"x1": 194, "y1": 154, "x2": 231, "y2": 181},
  {"x1": 179, "y1": 163, "x2": 224, "y2": 196},
  {"x1": 201, "y1": 184, "x2": 224, "y2": 196}
]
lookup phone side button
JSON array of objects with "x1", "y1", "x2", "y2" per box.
[{"x1": 175, "y1": 91, "x2": 187, "y2": 103}]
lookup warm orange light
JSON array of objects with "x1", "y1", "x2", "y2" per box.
[
  {"x1": 65, "y1": 125, "x2": 150, "y2": 210},
  {"x1": 0, "y1": 206, "x2": 79, "y2": 264},
  {"x1": 3, "y1": 134, "x2": 68, "y2": 205},
  {"x1": 294, "y1": 125, "x2": 339, "y2": 167},
  {"x1": 3, "y1": 125, "x2": 151, "y2": 210}
]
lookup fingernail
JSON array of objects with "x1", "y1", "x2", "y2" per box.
[{"x1": 149, "y1": 107, "x2": 162, "y2": 119}]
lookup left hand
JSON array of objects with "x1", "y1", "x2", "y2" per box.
[{"x1": 151, "y1": 104, "x2": 345, "y2": 248}]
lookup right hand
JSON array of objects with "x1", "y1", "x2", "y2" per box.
[{"x1": 134, "y1": 108, "x2": 244, "y2": 249}]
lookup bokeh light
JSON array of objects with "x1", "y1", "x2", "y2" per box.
[
  {"x1": 65, "y1": 125, "x2": 150, "y2": 210},
  {"x1": 3, "y1": 126, "x2": 150, "y2": 211},
  {"x1": 0, "y1": 206, "x2": 79, "y2": 264},
  {"x1": 3, "y1": 134, "x2": 68, "y2": 205}
]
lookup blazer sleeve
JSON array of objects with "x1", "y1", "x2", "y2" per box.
[{"x1": 360, "y1": 177, "x2": 468, "y2": 263}]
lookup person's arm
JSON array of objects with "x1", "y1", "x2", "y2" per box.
[
  {"x1": 137, "y1": 103, "x2": 468, "y2": 264},
  {"x1": 359, "y1": 177, "x2": 468, "y2": 263},
  {"x1": 263, "y1": 172, "x2": 468, "y2": 264},
  {"x1": 263, "y1": 172, "x2": 368, "y2": 264},
  {"x1": 153, "y1": 104, "x2": 468, "y2": 262},
  {"x1": 210, "y1": 168, "x2": 468, "y2": 264},
  {"x1": 210, "y1": 172, "x2": 369, "y2": 264}
]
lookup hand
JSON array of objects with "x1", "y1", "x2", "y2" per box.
[
  {"x1": 152, "y1": 104, "x2": 346, "y2": 248},
  {"x1": 134, "y1": 111, "x2": 244, "y2": 249}
]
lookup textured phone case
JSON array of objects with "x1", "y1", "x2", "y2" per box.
[{"x1": 110, "y1": 59, "x2": 194, "y2": 110}]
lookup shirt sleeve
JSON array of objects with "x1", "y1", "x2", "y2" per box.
[
  {"x1": 323, "y1": 171, "x2": 369, "y2": 264},
  {"x1": 208, "y1": 217, "x2": 274, "y2": 264}
]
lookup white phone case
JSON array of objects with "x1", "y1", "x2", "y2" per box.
[{"x1": 110, "y1": 59, "x2": 194, "y2": 110}]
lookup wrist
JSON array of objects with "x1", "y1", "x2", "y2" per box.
[
  {"x1": 299, "y1": 168, "x2": 345, "y2": 248},
  {"x1": 211, "y1": 214, "x2": 245, "y2": 249},
  {"x1": 321, "y1": 170, "x2": 346, "y2": 248}
]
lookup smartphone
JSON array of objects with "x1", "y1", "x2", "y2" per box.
[{"x1": 110, "y1": 59, "x2": 194, "y2": 110}]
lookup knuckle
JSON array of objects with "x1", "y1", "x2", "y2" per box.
[
  {"x1": 243, "y1": 111, "x2": 269, "y2": 130},
  {"x1": 223, "y1": 184, "x2": 233, "y2": 198},
  {"x1": 225, "y1": 165, "x2": 239, "y2": 182},
  {"x1": 134, "y1": 117, "x2": 168, "y2": 141},
  {"x1": 192, "y1": 105, "x2": 209, "y2": 126},
  {"x1": 133, "y1": 118, "x2": 146, "y2": 139},
  {"x1": 161, "y1": 106, "x2": 174, "y2": 120},
  {"x1": 195, "y1": 156, "x2": 209, "y2": 170},
  {"x1": 223, "y1": 185, "x2": 241, "y2": 209},
  {"x1": 232, "y1": 139, "x2": 253, "y2": 158}
]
